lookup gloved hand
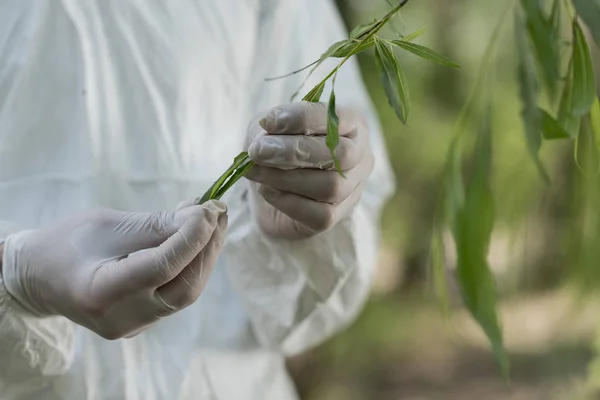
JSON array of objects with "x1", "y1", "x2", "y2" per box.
[
  {"x1": 246, "y1": 102, "x2": 374, "y2": 240},
  {"x1": 0, "y1": 199, "x2": 227, "y2": 340}
]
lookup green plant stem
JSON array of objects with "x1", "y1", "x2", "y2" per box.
[
  {"x1": 199, "y1": 0, "x2": 414, "y2": 205},
  {"x1": 303, "y1": 0, "x2": 410, "y2": 100},
  {"x1": 199, "y1": 153, "x2": 253, "y2": 204}
]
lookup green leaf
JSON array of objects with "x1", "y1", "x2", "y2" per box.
[
  {"x1": 374, "y1": 39, "x2": 411, "y2": 124},
  {"x1": 550, "y1": 0, "x2": 561, "y2": 38},
  {"x1": 540, "y1": 108, "x2": 570, "y2": 140},
  {"x1": 213, "y1": 158, "x2": 254, "y2": 200},
  {"x1": 444, "y1": 137, "x2": 465, "y2": 232},
  {"x1": 572, "y1": 22, "x2": 597, "y2": 116},
  {"x1": 558, "y1": 70, "x2": 582, "y2": 137},
  {"x1": 326, "y1": 87, "x2": 343, "y2": 176},
  {"x1": 402, "y1": 26, "x2": 427, "y2": 42},
  {"x1": 349, "y1": 20, "x2": 378, "y2": 39},
  {"x1": 591, "y1": 98, "x2": 600, "y2": 151},
  {"x1": 515, "y1": 8, "x2": 550, "y2": 183},
  {"x1": 574, "y1": 115, "x2": 600, "y2": 177},
  {"x1": 200, "y1": 152, "x2": 253, "y2": 204},
  {"x1": 573, "y1": 99, "x2": 600, "y2": 176},
  {"x1": 520, "y1": 0, "x2": 561, "y2": 98},
  {"x1": 573, "y1": 0, "x2": 600, "y2": 48},
  {"x1": 322, "y1": 40, "x2": 351, "y2": 59},
  {"x1": 457, "y1": 113, "x2": 506, "y2": 372},
  {"x1": 330, "y1": 38, "x2": 376, "y2": 58},
  {"x1": 389, "y1": 40, "x2": 460, "y2": 68},
  {"x1": 303, "y1": 81, "x2": 326, "y2": 103},
  {"x1": 454, "y1": 106, "x2": 510, "y2": 381}
]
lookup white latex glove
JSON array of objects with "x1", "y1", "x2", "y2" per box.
[
  {"x1": 246, "y1": 102, "x2": 374, "y2": 240},
  {"x1": 1, "y1": 199, "x2": 227, "y2": 340}
]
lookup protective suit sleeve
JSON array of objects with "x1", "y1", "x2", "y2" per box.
[
  {"x1": 222, "y1": 0, "x2": 395, "y2": 355},
  {"x1": 0, "y1": 221, "x2": 75, "y2": 397}
]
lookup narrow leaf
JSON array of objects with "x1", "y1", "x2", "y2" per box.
[
  {"x1": 540, "y1": 109, "x2": 570, "y2": 140},
  {"x1": 520, "y1": 0, "x2": 560, "y2": 97},
  {"x1": 322, "y1": 40, "x2": 351, "y2": 59},
  {"x1": 349, "y1": 20, "x2": 378, "y2": 39},
  {"x1": 374, "y1": 39, "x2": 411, "y2": 124},
  {"x1": 444, "y1": 137, "x2": 465, "y2": 232},
  {"x1": 402, "y1": 26, "x2": 427, "y2": 42},
  {"x1": 572, "y1": 22, "x2": 597, "y2": 116},
  {"x1": 389, "y1": 40, "x2": 460, "y2": 68},
  {"x1": 200, "y1": 152, "x2": 252, "y2": 204},
  {"x1": 591, "y1": 98, "x2": 600, "y2": 152},
  {"x1": 574, "y1": 115, "x2": 600, "y2": 176},
  {"x1": 573, "y1": 0, "x2": 600, "y2": 48},
  {"x1": 330, "y1": 38, "x2": 376, "y2": 58},
  {"x1": 454, "y1": 106, "x2": 510, "y2": 380},
  {"x1": 327, "y1": 87, "x2": 343, "y2": 176},
  {"x1": 558, "y1": 70, "x2": 582, "y2": 137},
  {"x1": 303, "y1": 81, "x2": 326, "y2": 103},
  {"x1": 515, "y1": 8, "x2": 550, "y2": 183}
]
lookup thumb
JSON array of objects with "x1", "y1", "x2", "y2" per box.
[{"x1": 108, "y1": 201, "x2": 227, "y2": 255}]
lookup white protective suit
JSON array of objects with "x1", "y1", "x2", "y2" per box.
[{"x1": 0, "y1": 1, "x2": 394, "y2": 399}]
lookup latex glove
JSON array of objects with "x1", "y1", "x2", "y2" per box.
[
  {"x1": 246, "y1": 102, "x2": 374, "y2": 240},
  {"x1": 1, "y1": 199, "x2": 227, "y2": 340}
]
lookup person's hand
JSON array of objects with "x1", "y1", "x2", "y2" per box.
[
  {"x1": 0, "y1": 199, "x2": 227, "y2": 340},
  {"x1": 245, "y1": 102, "x2": 374, "y2": 240}
]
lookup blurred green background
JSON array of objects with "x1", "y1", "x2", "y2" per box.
[{"x1": 286, "y1": 1, "x2": 600, "y2": 399}]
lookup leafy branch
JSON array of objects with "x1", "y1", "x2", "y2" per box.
[{"x1": 200, "y1": 0, "x2": 458, "y2": 202}]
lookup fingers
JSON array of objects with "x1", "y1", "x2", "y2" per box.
[
  {"x1": 260, "y1": 102, "x2": 364, "y2": 137},
  {"x1": 176, "y1": 197, "x2": 202, "y2": 210},
  {"x1": 97, "y1": 201, "x2": 227, "y2": 299},
  {"x1": 153, "y1": 212, "x2": 227, "y2": 315},
  {"x1": 99, "y1": 205, "x2": 206, "y2": 257},
  {"x1": 248, "y1": 135, "x2": 363, "y2": 171},
  {"x1": 257, "y1": 183, "x2": 364, "y2": 235},
  {"x1": 246, "y1": 153, "x2": 373, "y2": 203}
]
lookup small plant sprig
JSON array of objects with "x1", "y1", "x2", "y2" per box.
[
  {"x1": 198, "y1": 153, "x2": 254, "y2": 204},
  {"x1": 200, "y1": 0, "x2": 458, "y2": 204}
]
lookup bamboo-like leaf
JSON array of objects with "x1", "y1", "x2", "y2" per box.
[
  {"x1": 389, "y1": 40, "x2": 460, "y2": 68},
  {"x1": 515, "y1": 8, "x2": 550, "y2": 183},
  {"x1": 574, "y1": 115, "x2": 600, "y2": 176},
  {"x1": 200, "y1": 152, "x2": 253, "y2": 204},
  {"x1": 322, "y1": 40, "x2": 351, "y2": 59},
  {"x1": 520, "y1": 0, "x2": 560, "y2": 97},
  {"x1": 550, "y1": 0, "x2": 561, "y2": 38},
  {"x1": 402, "y1": 26, "x2": 427, "y2": 42},
  {"x1": 572, "y1": 22, "x2": 597, "y2": 116},
  {"x1": 558, "y1": 69, "x2": 582, "y2": 138},
  {"x1": 374, "y1": 39, "x2": 411, "y2": 124},
  {"x1": 444, "y1": 137, "x2": 465, "y2": 232},
  {"x1": 573, "y1": 0, "x2": 600, "y2": 48},
  {"x1": 349, "y1": 20, "x2": 379, "y2": 39},
  {"x1": 327, "y1": 86, "x2": 343, "y2": 176},
  {"x1": 454, "y1": 106, "x2": 509, "y2": 381},
  {"x1": 303, "y1": 81, "x2": 326, "y2": 103},
  {"x1": 591, "y1": 98, "x2": 600, "y2": 152},
  {"x1": 540, "y1": 108, "x2": 570, "y2": 140},
  {"x1": 330, "y1": 38, "x2": 376, "y2": 58}
]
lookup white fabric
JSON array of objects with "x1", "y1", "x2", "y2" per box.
[{"x1": 0, "y1": 0, "x2": 395, "y2": 399}]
